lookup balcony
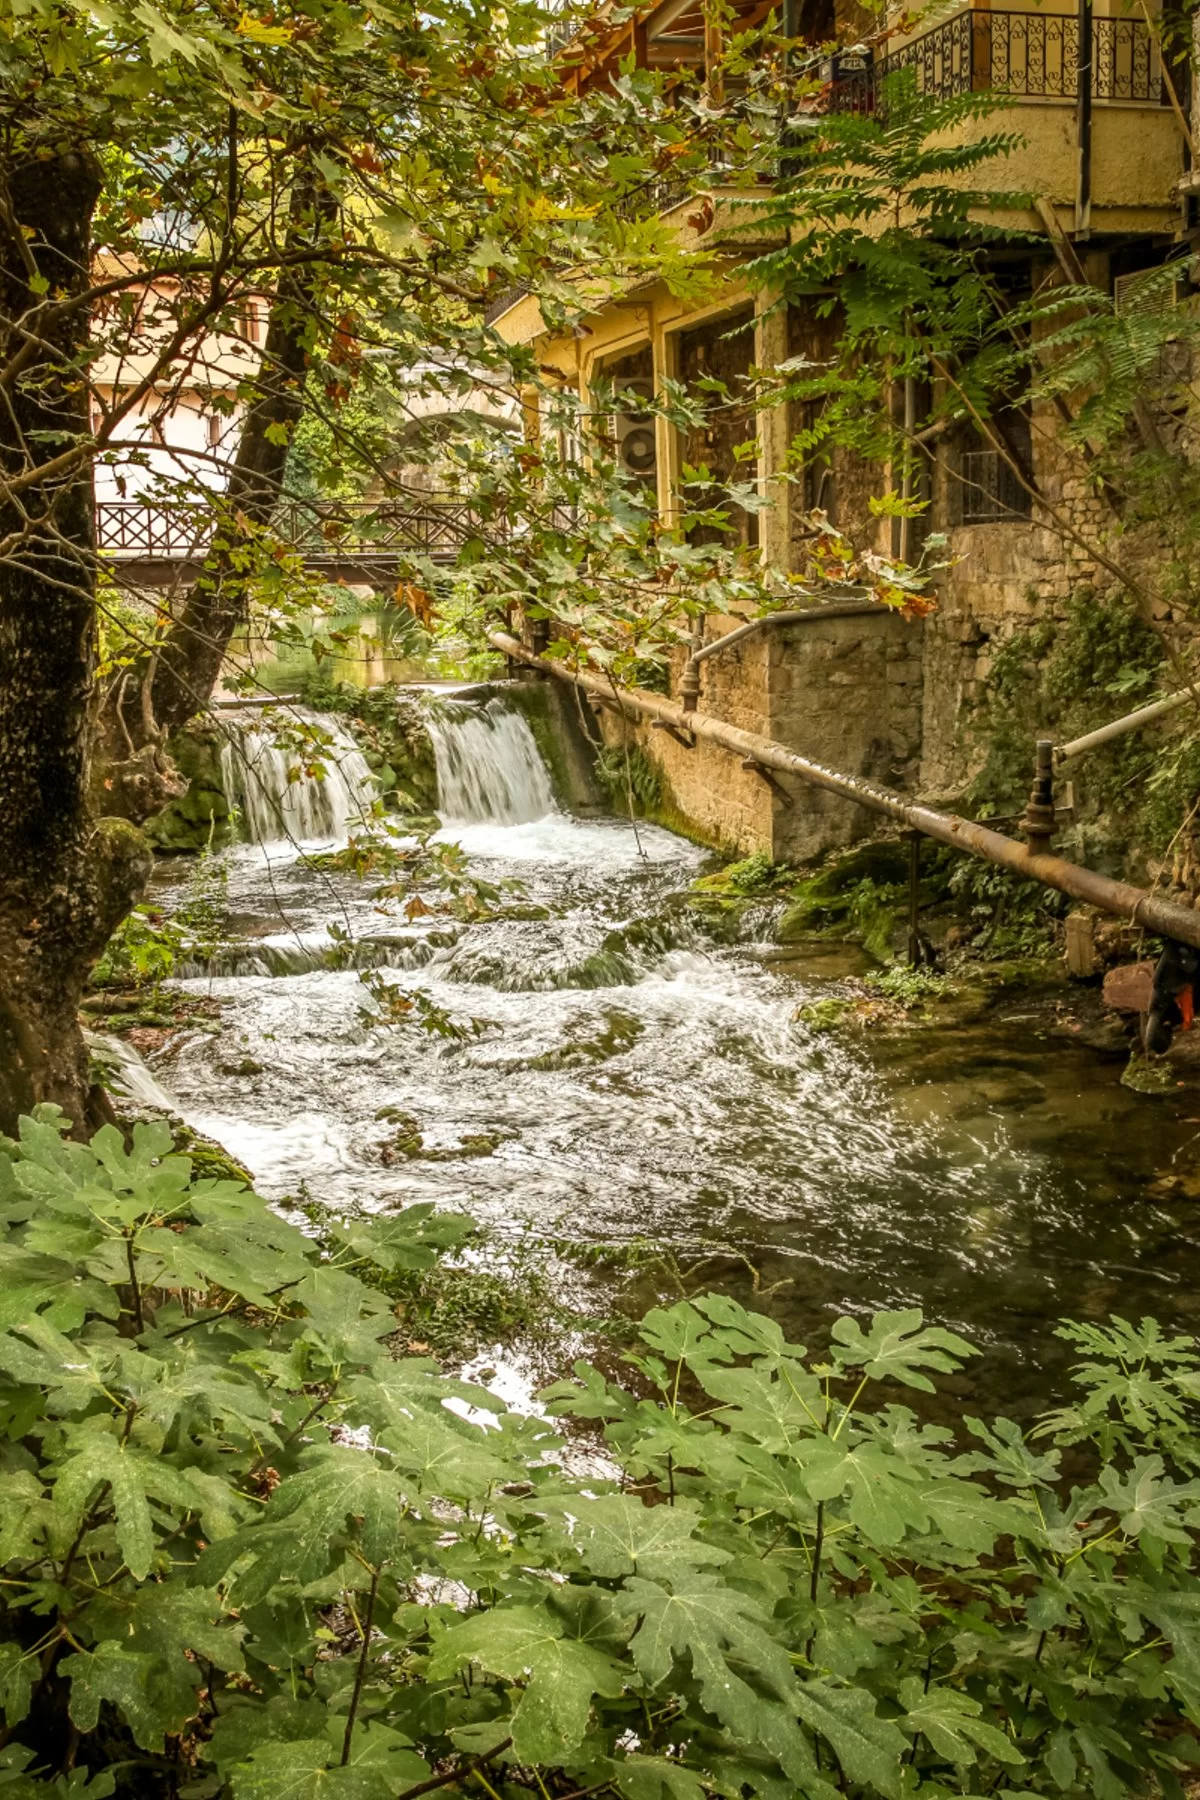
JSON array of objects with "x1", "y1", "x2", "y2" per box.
[{"x1": 829, "y1": 9, "x2": 1171, "y2": 112}]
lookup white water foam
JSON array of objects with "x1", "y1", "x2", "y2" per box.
[
  {"x1": 427, "y1": 697, "x2": 555, "y2": 826},
  {"x1": 220, "y1": 709, "x2": 377, "y2": 845}
]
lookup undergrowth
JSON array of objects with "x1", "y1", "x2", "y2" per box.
[
  {"x1": 292, "y1": 1191, "x2": 557, "y2": 1358},
  {"x1": 4, "y1": 1112, "x2": 1200, "y2": 1799}
]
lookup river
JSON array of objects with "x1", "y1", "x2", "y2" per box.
[{"x1": 136, "y1": 688, "x2": 1200, "y2": 1413}]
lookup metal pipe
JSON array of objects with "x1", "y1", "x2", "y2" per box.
[
  {"x1": 491, "y1": 630, "x2": 1200, "y2": 952},
  {"x1": 1056, "y1": 687, "x2": 1193, "y2": 763},
  {"x1": 1075, "y1": 0, "x2": 1093, "y2": 236}
]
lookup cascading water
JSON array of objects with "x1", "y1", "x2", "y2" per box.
[
  {"x1": 220, "y1": 708, "x2": 378, "y2": 844},
  {"x1": 427, "y1": 696, "x2": 555, "y2": 825},
  {"x1": 137, "y1": 684, "x2": 1200, "y2": 1409}
]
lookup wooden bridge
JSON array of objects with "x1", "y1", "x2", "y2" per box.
[{"x1": 96, "y1": 497, "x2": 495, "y2": 587}]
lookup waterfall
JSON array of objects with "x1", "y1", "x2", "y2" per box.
[
  {"x1": 86, "y1": 1032, "x2": 179, "y2": 1114},
  {"x1": 220, "y1": 709, "x2": 378, "y2": 844},
  {"x1": 427, "y1": 696, "x2": 555, "y2": 825}
]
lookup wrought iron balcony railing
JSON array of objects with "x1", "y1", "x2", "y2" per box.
[{"x1": 828, "y1": 8, "x2": 1169, "y2": 112}]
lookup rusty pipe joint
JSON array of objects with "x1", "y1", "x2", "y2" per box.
[
  {"x1": 1022, "y1": 739, "x2": 1057, "y2": 852},
  {"x1": 678, "y1": 661, "x2": 702, "y2": 714}
]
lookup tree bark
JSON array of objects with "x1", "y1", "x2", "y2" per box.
[
  {"x1": 0, "y1": 151, "x2": 152, "y2": 1136},
  {"x1": 147, "y1": 157, "x2": 335, "y2": 737}
]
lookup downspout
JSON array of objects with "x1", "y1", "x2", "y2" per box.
[
  {"x1": 492, "y1": 629, "x2": 1200, "y2": 952},
  {"x1": 1075, "y1": 0, "x2": 1093, "y2": 237}
]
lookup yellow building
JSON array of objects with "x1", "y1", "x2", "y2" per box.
[{"x1": 490, "y1": 0, "x2": 1192, "y2": 858}]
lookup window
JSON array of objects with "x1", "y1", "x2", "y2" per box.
[{"x1": 956, "y1": 406, "x2": 1034, "y2": 525}]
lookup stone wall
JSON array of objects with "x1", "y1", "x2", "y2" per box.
[{"x1": 592, "y1": 609, "x2": 922, "y2": 862}]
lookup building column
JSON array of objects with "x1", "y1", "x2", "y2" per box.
[
  {"x1": 652, "y1": 322, "x2": 681, "y2": 530},
  {"x1": 754, "y1": 290, "x2": 791, "y2": 574}
]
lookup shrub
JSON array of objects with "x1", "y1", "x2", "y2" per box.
[{"x1": 2, "y1": 1113, "x2": 1200, "y2": 1798}]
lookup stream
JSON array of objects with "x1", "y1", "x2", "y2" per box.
[{"x1": 134, "y1": 689, "x2": 1200, "y2": 1412}]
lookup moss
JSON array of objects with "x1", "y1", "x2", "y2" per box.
[
  {"x1": 293, "y1": 672, "x2": 438, "y2": 812},
  {"x1": 594, "y1": 741, "x2": 665, "y2": 816},
  {"x1": 170, "y1": 1123, "x2": 254, "y2": 1186},
  {"x1": 776, "y1": 840, "x2": 911, "y2": 959},
  {"x1": 795, "y1": 997, "x2": 852, "y2": 1033},
  {"x1": 1121, "y1": 1051, "x2": 1180, "y2": 1096},
  {"x1": 144, "y1": 726, "x2": 233, "y2": 854},
  {"x1": 694, "y1": 852, "x2": 783, "y2": 896},
  {"x1": 502, "y1": 681, "x2": 576, "y2": 806}
]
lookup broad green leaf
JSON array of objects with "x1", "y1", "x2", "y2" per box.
[
  {"x1": 0, "y1": 1644, "x2": 33, "y2": 1727},
  {"x1": 554, "y1": 1493, "x2": 729, "y2": 1580},
  {"x1": 613, "y1": 1754, "x2": 708, "y2": 1800},
  {"x1": 429, "y1": 1604, "x2": 625, "y2": 1762},
  {"x1": 793, "y1": 1679, "x2": 907, "y2": 1798},
  {"x1": 794, "y1": 1435, "x2": 930, "y2": 1546},
  {"x1": 829, "y1": 1310, "x2": 976, "y2": 1392},
  {"x1": 229, "y1": 1738, "x2": 403, "y2": 1800},
  {"x1": 63, "y1": 1641, "x2": 195, "y2": 1751},
  {"x1": 898, "y1": 1676, "x2": 1024, "y2": 1766},
  {"x1": 1097, "y1": 1457, "x2": 1200, "y2": 1548}
]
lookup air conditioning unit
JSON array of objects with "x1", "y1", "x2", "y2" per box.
[
  {"x1": 1113, "y1": 264, "x2": 1189, "y2": 319},
  {"x1": 613, "y1": 379, "x2": 658, "y2": 484}
]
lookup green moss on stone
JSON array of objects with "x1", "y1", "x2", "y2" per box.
[{"x1": 144, "y1": 726, "x2": 233, "y2": 854}]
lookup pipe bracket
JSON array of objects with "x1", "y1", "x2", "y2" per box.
[
  {"x1": 740, "y1": 757, "x2": 793, "y2": 807},
  {"x1": 651, "y1": 719, "x2": 696, "y2": 749}
]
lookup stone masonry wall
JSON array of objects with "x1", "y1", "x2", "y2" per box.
[
  {"x1": 768, "y1": 612, "x2": 924, "y2": 861},
  {"x1": 593, "y1": 610, "x2": 922, "y2": 863}
]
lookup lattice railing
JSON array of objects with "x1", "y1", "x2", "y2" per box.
[
  {"x1": 96, "y1": 498, "x2": 506, "y2": 563},
  {"x1": 828, "y1": 8, "x2": 1168, "y2": 111}
]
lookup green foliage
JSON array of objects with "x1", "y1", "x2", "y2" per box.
[
  {"x1": 779, "y1": 853, "x2": 907, "y2": 963},
  {"x1": 946, "y1": 860, "x2": 1067, "y2": 957},
  {"x1": 6, "y1": 1112, "x2": 1200, "y2": 1798},
  {"x1": 293, "y1": 1194, "x2": 552, "y2": 1358},
  {"x1": 91, "y1": 856, "x2": 230, "y2": 991},
  {"x1": 90, "y1": 906, "x2": 184, "y2": 990},
  {"x1": 864, "y1": 965, "x2": 950, "y2": 1009},
  {"x1": 965, "y1": 591, "x2": 1186, "y2": 868},
  {"x1": 794, "y1": 997, "x2": 853, "y2": 1033},
  {"x1": 748, "y1": 73, "x2": 1031, "y2": 479},
  {"x1": 594, "y1": 743, "x2": 665, "y2": 817},
  {"x1": 694, "y1": 852, "x2": 782, "y2": 896}
]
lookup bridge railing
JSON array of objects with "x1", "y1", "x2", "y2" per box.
[{"x1": 95, "y1": 496, "x2": 510, "y2": 564}]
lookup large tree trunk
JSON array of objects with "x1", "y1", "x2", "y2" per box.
[
  {"x1": 0, "y1": 153, "x2": 152, "y2": 1136},
  {"x1": 147, "y1": 158, "x2": 334, "y2": 737}
]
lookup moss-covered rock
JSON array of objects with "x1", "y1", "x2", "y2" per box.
[
  {"x1": 777, "y1": 839, "x2": 911, "y2": 959},
  {"x1": 352, "y1": 690, "x2": 438, "y2": 811},
  {"x1": 144, "y1": 725, "x2": 233, "y2": 854}
]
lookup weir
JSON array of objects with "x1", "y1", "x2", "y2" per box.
[
  {"x1": 219, "y1": 709, "x2": 378, "y2": 844},
  {"x1": 425, "y1": 695, "x2": 556, "y2": 826}
]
